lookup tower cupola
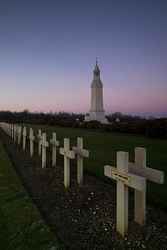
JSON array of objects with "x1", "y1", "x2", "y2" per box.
[{"x1": 91, "y1": 59, "x2": 103, "y2": 87}]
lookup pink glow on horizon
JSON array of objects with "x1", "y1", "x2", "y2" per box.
[
  {"x1": 1, "y1": 85, "x2": 166, "y2": 115},
  {"x1": 0, "y1": 69, "x2": 167, "y2": 115}
]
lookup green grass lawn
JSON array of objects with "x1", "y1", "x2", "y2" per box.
[
  {"x1": 0, "y1": 140, "x2": 62, "y2": 250},
  {"x1": 31, "y1": 124, "x2": 167, "y2": 210}
]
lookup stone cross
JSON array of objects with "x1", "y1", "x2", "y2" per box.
[
  {"x1": 22, "y1": 127, "x2": 27, "y2": 151},
  {"x1": 13, "y1": 124, "x2": 15, "y2": 142},
  {"x1": 72, "y1": 137, "x2": 89, "y2": 185},
  {"x1": 60, "y1": 138, "x2": 75, "y2": 188},
  {"x1": 104, "y1": 151, "x2": 145, "y2": 237},
  {"x1": 50, "y1": 132, "x2": 59, "y2": 167},
  {"x1": 13, "y1": 125, "x2": 17, "y2": 143},
  {"x1": 41, "y1": 133, "x2": 49, "y2": 168},
  {"x1": 8, "y1": 123, "x2": 11, "y2": 137},
  {"x1": 8, "y1": 123, "x2": 10, "y2": 136},
  {"x1": 10, "y1": 124, "x2": 12, "y2": 139},
  {"x1": 129, "y1": 147, "x2": 164, "y2": 225},
  {"x1": 12, "y1": 125, "x2": 14, "y2": 137},
  {"x1": 11, "y1": 124, "x2": 13, "y2": 139},
  {"x1": 10, "y1": 124, "x2": 13, "y2": 139},
  {"x1": 29, "y1": 128, "x2": 35, "y2": 157},
  {"x1": 9, "y1": 124, "x2": 11, "y2": 139},
  {"x1": 17, "y1": 126, "x2": 22, "y2": 145},
  {"x1": 16, "y1": 125, "x2": 19, "y2": 144},
  {"x1": 37, "y1": 129, "x2": 42, "y2": 156},
  {"x1": 11, "y1": 124, "x2": 13, "y2": 141},
  {"x1": 9, "y1": 123, "x2": 12, "y2": 138}
]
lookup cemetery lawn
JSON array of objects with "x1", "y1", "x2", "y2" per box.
[
  {"x1": 32, "y1": 124, "x2": 167, "y2": 210},
  {"x1": 0, "y1": 140, "x2": 61, "y2": 250}
]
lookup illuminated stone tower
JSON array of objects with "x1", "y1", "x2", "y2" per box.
[{"x1": 85, "y1": 60, "x2": 108, "y2": 123}]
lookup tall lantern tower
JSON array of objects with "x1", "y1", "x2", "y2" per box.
[{"x1": 85, "y1": 60, "x2": 108, "y2": 123}]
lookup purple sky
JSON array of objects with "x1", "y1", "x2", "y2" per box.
[{"x1": 0, "y1": 0, "x2": 167, "y2": 116}]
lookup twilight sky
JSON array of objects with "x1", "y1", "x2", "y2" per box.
[{"x1": 0, "y1": 0, "x2": 167, "y2": 116}]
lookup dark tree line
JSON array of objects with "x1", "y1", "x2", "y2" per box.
[
  {"x1": 0, "y1": 110, "x2": 84, "y2": 125},
  {"x1": 0, "y1": 110, "x2": 166, "y2": 139}
]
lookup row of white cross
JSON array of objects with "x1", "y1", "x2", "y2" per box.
[
  {"x1": 0, "y1": 122, "x2": 165, "y2": 237},
  {"x1": 3, "y1": 123, "x2": 89, "y2": 188}
]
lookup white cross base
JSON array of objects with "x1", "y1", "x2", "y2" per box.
[
  {"x1": 41, "y1": 133, "x2": 49, "y2": 168},
  {"x1": 50, "y1": 132, "x2": 60, "y2": 167},
  {"x1": 37, "y1": 129, "x2": 42, "y2": 156},
  {"x1": 60, "y1": 138, "x2": 75, "y2": 188},
  {"x1": 11, "y1": 124, "x2": 14, "y2": 140},
  {"x1": 23, "y1": 127, "x2": 27, "y2": 151},
  {"x1": 29, "y1": 128, "x2": 35, "y2": 157},
  {"x1": 14, "y1": 125, "x2": 18, "y2": 144},
  {"x1": 72, "y1": 137, "x2": 89, "y2": 185},
  {"x1": 17, "y1": 126, "x2": 22, "y2": 145}
]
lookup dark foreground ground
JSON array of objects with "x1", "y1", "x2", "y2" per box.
[
  {"x1": 0, "y1": 139, "x2": 60, "y2": 250},
  {"x1": 1, "y1": 129, "x2": 167, "y2": 250}
]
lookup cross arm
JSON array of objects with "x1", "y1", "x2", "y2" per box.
[
  {"x1": 37, "y1": 135, "x2": 42, "y2": 140},
  {"x1": 60, "y1": 148, "x2": 75, "y2": 159},
  {"x1": 43, "y1": 141, "x2": 49, "y2": 147},
  {"x1": 72, "y1": 147, "x2": 89, "y2": 158},
  {"x1": 128, "y1": 162, "x2": 164, "y2": 184},
  {"x1": 50, "y1": 139, "x2": 60, "y2": 146},
  {"x1": 104, "y1": 165, "x2": 145, "y2": 192},
  {"x1": 67, "y1": 150, "x2": 75, "y2": 159}
]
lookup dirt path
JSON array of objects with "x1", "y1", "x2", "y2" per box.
[{"x1": 1, "y1": 129, "x2": 167, "y2": 250}]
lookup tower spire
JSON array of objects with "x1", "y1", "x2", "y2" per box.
[
  {"x1": 96, "y1": 57, "x2": 98, "y2": 66},
  {"x1": 94, "y1": 58, "x2": 100, "y2": 76}
]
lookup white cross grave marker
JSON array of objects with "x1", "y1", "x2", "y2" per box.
[
  {"x1": 16, "y1": 125, "x2": 19, "y2": 144},
  {"x1": 22, "y1": 127, "x2": 27, "y2": 151},
  {"x1": 50, "y1": 132, "x2": 59, "y2": 167},
  {"x1": 104, "y1": 151, "x2": 145, "y2": 237},
  {"x1": 72, "y1": 137, "x2": 89, "y2": 185},
  {"x1": 29, "y1": 128, "x2": 35, "y2": 157},
  {"x1": 41, "y1": 133, "x2": 49, "y2": 168},
  {"x1": 8, "y1": 123, "x2": 11, "y2": 136},
  {"x1": 37, "y1": 129, "x2": 42, "y2": 156},
  {"x1": 8, "y1": 123, "x2": 11, "y2": 137},
  {"x1": 10, "y1": 123, "x2": 12, "y2": 138},
  {"x1": 13, "y1": 125, "x2": 17, "y2": 143},
  {"x1": 7, "y1": 123, "x2": 12, "y2": 138},
  {"x1": 11, "y1": 124, "x2": 13, "y2": 140},
  {"x1": 8, "y1": 123, "x2": 10, "y2": 137},
  {"x1": 60, "y1": 138, "x2": 75, "y2": 188},
  {"x1": 17, "y1": 126, "x2": 22, "y2": 145},
  {"x1": 13, "y1": 124, "x2": 15, "y2": 143},
  {"x1": 129, "y1": 147, "x2": 164, "y2": 225},
  {"x1": 11, "y1": 124, "x2": 14, "y2": 141}
]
